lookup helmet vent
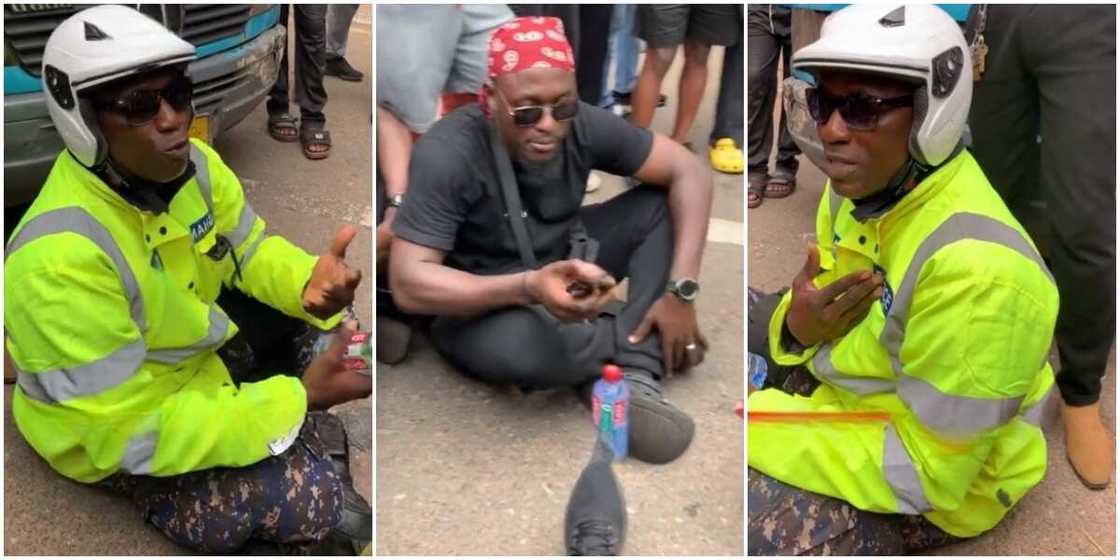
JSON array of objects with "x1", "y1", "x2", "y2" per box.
[
  {"x1": 879, "y1": 6, "x2": 905, "y2": 27},
  {"x1": 83, "y1": 21, "x2": 110, "y2": 41},
  {"x1": 930, "y1": 47, "x2": 964, "y2": 98},
  {"x1": 43, "y1": 65, "x2": 75, "y2": 110}
]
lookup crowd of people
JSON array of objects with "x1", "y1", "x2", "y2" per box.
[
  {"x1": 267, "y1": 4, "x2": 365, "y2": 160},
  {"x1": 747, "y1": 3, "x2": 1115, "y2": 555}
]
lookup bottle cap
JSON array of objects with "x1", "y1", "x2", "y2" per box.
[{"x1": 602, "y1": 364, "x2": 623, "y2": 383}]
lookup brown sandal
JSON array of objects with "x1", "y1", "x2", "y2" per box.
[
  {"x1": 765, "y1": 177, "x2": 796, "y2": 199},
  {"x1": 748, "y1": 176, "x2": 766, "y2": 209},
  {"x1": 301, "y1": 126, "x2": 332, "y2": 160},
  {"x1": 268, "y1": 113, "x2": 299, "y2": 142}
]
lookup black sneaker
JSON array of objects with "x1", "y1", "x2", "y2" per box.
[
  {"x1": 325, "y1": 56, "x2": 364, "y2": 82},
  {"x1": 564, "y1": 438, "x2": 626, "y2": 556},
  {"x1": 625, "y1": 371, "x2": 694, "y2": 464}
]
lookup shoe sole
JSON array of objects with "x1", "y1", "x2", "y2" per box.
[{"x1": 628, "y1": 392, "x2": 694, "y2": 464}]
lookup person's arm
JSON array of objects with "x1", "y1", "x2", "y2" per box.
[
  {"x1": 630, "y1": 133, "x2": 713, "y2": 280},
  {"x1": 193, "y1": 140, "x2": 344, "y2": 330},
  {"x1": 377, "y1": 105, "x2": 414, "y2": 259},
  {"x1": 389, "y1": 238, "x2": 616, "y2": 321},
  {"x1": 4, "y1": 245, "x2": 306, "y2": 480}
]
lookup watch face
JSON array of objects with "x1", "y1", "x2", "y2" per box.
[{"x1": 677, "y1": 279, "x2": 699, "y2": 300}]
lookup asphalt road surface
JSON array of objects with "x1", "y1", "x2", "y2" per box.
[
  {"x1": 376, "y1": 45, "x2": 745, "y2": 555},
  {"x1": 3, "y1": 6, "x2": 373, "y2": 554}
]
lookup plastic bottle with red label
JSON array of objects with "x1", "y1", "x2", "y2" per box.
[{"x1": 591, "y1": 364, "x2": 629, "y2": 459}]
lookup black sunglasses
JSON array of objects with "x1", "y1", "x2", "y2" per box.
[
  {"x1": 496, "y1": 88, "x2": 579, "y2": 127},
  {"x1": 806, "y1": 88, "x2": 913, "y2": 131},
  {"x1": 95, "y1": 75, "x2": 193, "y2": 126}
]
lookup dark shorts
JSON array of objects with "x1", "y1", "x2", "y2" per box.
[{"x1": 637, "y1": 4, "x2": 740, "y2": 48}]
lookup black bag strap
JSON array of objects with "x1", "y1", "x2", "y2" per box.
[{"x1": 489, "y1": 123, "x2": 540, "y2": 269}]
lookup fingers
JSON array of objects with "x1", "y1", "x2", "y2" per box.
[
  {"x1": 628, "y1": 312, "x2": 655, "y2": 344},
  {"x1": 661, "y1": 334, "x2": 676, "y2": 377},
  {"x1": 329, "y1": 224, "x2": 359, "y2": 259},
  {"x1": 824, "y1": 273, "x2": 879, "y2": 317},
  {"x1": 344, "y1": 267, "x2": 363, "y2": 290},
  {"x1": 818, "y1": 269, "x2": 873, "y2": 302},
  {"x1": 793, "y1": 244, "x2": 821, "y2": 288},
  {"x1": 837, "y1": 284, "x2": 883, "y2": 327},
  {"x1": 568, "y1": 259, "x2": 615, "y2": 290}
]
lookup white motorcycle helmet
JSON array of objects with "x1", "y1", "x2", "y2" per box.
[
  {"x1": 792, "y1": 4, "x2": 971, "y2": 168},
  {"x1": 41, "y1": 5, "x2": 196, "y2": 168}
]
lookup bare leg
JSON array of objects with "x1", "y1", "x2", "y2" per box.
[
  {"x1": 671, "y1": 39, "x2": 711, "y2": 144},
  {"x1": 629, "y1": 46, "x2": 677, "y2": 129}
]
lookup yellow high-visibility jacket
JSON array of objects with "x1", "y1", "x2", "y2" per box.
[
  {"x1": 5, "y1": 140, "x2": 340, "y2": 483},
  {"x1": 748, "y1": 150, "x2": 1059, "y2": 537}
]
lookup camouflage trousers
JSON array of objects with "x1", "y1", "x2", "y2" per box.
[
  {"x1": 101, "y1": 413, "x2": 343, "y2": 554},
  {"x1": 748, "y1": 469, "x2": 959, "y2": 555},
  {"x1": 746, "y1": 287, "x2": 961, "y2": 554},
  {"x1": 97, "y1": 290, "x2": 362, "y2": 553}
]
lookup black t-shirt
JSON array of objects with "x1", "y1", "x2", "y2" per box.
[{"x1": 393, "y1": 102, "x2": 654, "y2": 275}]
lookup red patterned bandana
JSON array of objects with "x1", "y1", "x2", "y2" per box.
[{"x1": 480, "y1": 16, "x2": 575, "y2": 116}]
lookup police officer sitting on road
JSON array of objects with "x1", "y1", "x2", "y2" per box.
[
  {"x1": 746, "y1": 5, "x2": 1059, "y2": 555},
  {"x1": 5, "y1": 6, "x2": 370, "y2": 554}
]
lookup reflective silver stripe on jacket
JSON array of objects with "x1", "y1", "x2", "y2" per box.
[
  {"x1": 812, "y1": 343, "x2": 896, "y2": 395},
  {"x1": 6, "y1": 207, "x2": 146, "y2": 331},
  {"x1": 119, "y1": 431, "x2": 158, "y2": 475},
  {"x1": 239, "y1": 233, "x2": 270, "y2": 269},
  {"x1": 147, "y1": 306, "x2": 231, "y2": 364},
  {"x1": 227, "y1": 204, "x2": 259, "y2": 249},
  {"x1": 14, "y1": 339, "x2": 146, "y2": 404},
  {"x1": 191, "y1": 141, "x2": 262, "y2": 255},
  {"x1": 191, "y1": 144, "x2": 213, "y2": 213},
  {"x1": 879, "y1": 213, "x2": 1055, "y2": 434},
  {"x1": 883, "y1": 424, "x2": 932, "y2": 514},
  {"x1": 1020, "y1": 384, "x2": 1056, "y2": 427}
]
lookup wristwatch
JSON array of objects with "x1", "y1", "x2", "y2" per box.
[
  {"x1": 667, "y1": 278, "x2": 700, "y2": 303},
  {"x1": 387, "y1": 193, "x2": 404, "y2": 208}
]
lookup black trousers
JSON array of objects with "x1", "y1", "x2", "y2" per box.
[
  {"x1": 746, "y1": 5, "x2": 799, "y2": 181},
  {"x1": 430, "y1": 188, "x2": 674, "y2": 388},
  {"x1": 968, "y1": 5, "x2": 1116, "y2": 406},
  {"x1": 268, "y1": 4, "x2": 329, "y2": 125},
  {"x1": 711, "y1": 5, "x2": 744, "y2": 147}
]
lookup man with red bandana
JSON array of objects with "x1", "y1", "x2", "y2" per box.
[{"x1": 389, "y1": 17, "x2": 713, "y2": 545}]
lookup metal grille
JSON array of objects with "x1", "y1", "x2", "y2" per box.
[
  {"x1": 3, "y1": 4, "x2": 253, "y2": 78},
  {"x1": 4, "y1": 4, "x2": 79, "y2": 77},
  {"x1": 192, "y1": 64, "x2": 251, "y2": 115},
  {"x1": 181, "y1": 4, "x2": 251, "y2": 46}
]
